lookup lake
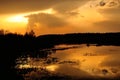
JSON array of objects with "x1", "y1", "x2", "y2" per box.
[{"x1": 15, "y1": 44, "x2": 120, "y2": 80}]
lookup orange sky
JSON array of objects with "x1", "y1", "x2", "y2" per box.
[{"x1": 0, "y1": 0, "x2": 120, "y2": 36}]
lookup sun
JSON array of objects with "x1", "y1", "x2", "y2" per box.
[{"x1": 7, "y1": 15, "x2": 28, "y2": 23}]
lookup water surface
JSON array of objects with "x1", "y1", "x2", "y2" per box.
[{"x1": 16, "y1": 44, "x2": 120, "y2": 80}]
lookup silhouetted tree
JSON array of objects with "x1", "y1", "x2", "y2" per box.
[
  {"x1": 0, "y1": 29, "x2": 4, "y2": 35},
  {"x1": 25, "y1": 30, "x2": 35, "y2": 37}
]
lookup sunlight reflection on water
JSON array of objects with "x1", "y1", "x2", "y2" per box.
[{"x1": 15, "y1": 44, "x2": 120, "y2": 80}]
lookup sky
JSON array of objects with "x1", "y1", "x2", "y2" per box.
[
  {"x1": 1, "y1": 0, "x2": 120, "y2": 78},
  {"x1": 0, "y1": 0, "x2": 120, "y2": 36}
]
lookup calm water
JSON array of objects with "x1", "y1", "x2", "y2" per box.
[{"x1": 15, "y1": 44, "x2": 120, "y2": 80}]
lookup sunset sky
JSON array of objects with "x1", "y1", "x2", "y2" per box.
[
  {"x1": 0, "y1": 0, "x2": 120, "y2": 36},
  {"x1": 1, "y1": 0, "x2": 120, "y2": 79}
]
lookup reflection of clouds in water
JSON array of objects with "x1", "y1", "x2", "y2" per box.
[
  {"x1": 100, "y1": 54, "x2": 120, "y2": 67},
  {"x1": 23, "y1": 64, "x2": 92, "y2": 80},
  {"x1": 89, "y1": 46, "x2": 120, "y2": 56},
  {"x1": 51, "y1": 45, "x2": 120, "y2": 78},
  {"x1": 16, "y1": 45, "x2": 120, "y2": 79},
  {"x1": 99, "y1": 53, "x2": 120, "y2": 78},
  {"x1": 53, "y1": 45, "x2": 120, "y2": 58},
  {"x1": 54, "y1": 64, "x2": 92, "y2": 78},
  {"x1": 51, "y1": 45, "x2": 105, "y2": 77}
]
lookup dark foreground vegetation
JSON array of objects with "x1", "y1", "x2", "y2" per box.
[{"x1": 0, "y1": 32, "x2": 120, "y2": 80}]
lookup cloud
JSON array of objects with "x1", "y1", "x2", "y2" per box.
[
  {"x1": 94, "y1": 20, "x2": 120, "y2": 32},
  {"x1": 98, "y1": 7, "x2": 120, "y2": 19},
  {"x1": 0, "y1": 0, "x2": 56, "y2": 14},
  {"x1": 15, "y1": 0, "x2": 89, "y2": 35},
  {"x1": 94, "y1": 6, "x2": 120, "y2": 32},
  {"x1": 25, "y1": 13, "x2": 71, "y2": 35},
  {"x1": 0, "y1": 0, "x2": 89, "y2": 14},
  {"x1": 52, "y1": 0, "x2": 88, "y2": 14},
  {"x1": 26, "y1": 13, "x2": 67, "y2": 28}
]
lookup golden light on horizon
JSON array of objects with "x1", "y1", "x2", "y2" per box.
[
  {"x1": 6, "y1": 15, "x2": 28, "y2": 23},
  {"x1": 5, "y1": 8, "x2": 55, "y2": 23},
  {"x1": 0, "y1": 8, "x2": 57, "y2": 35}
]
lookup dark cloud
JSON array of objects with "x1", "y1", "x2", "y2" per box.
[
  {"x1": 99, "y1": 1, "x2": 106, "y2": 6},
  {"x1": 0, "y1": 0, "x2": 88, "y2": 14},
  {"x1": 93, "y1": 0, "x2": 120, "y2": 8},
  {"x1": 108, "y1": 1, "x2": 119, "y2": 7}
]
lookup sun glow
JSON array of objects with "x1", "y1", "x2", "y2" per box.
[
  {"x1": 7, "y1": 15, "x2": 28, "y2": 23},
  {"x1": 6, "y1": 8, "x2": 55, "y2": 23}
]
